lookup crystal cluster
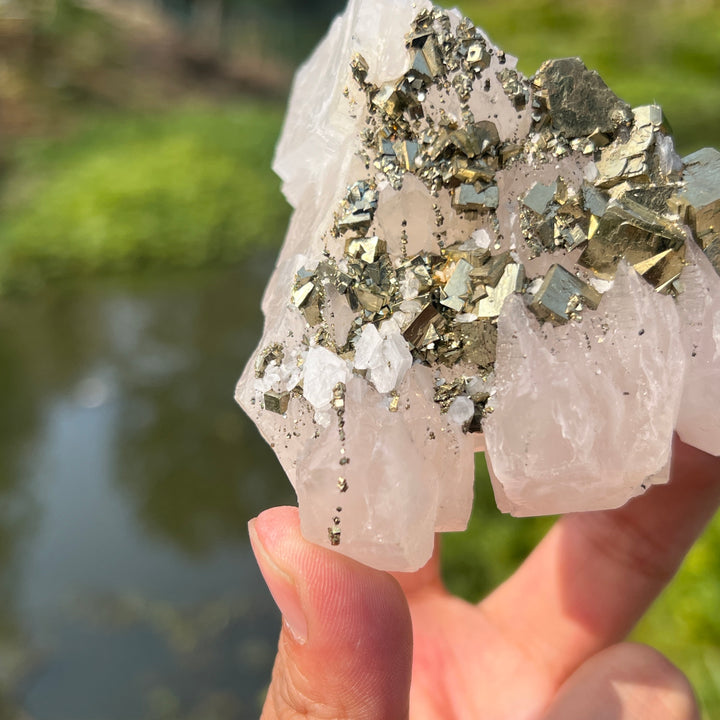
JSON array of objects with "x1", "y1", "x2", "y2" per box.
[{"x1": 236, "y1": 0, "x2": 720, "y2": 571}]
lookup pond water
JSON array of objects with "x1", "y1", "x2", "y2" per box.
[{"x1": 0, "y1": 252, "x2": 293, "y2": 720}]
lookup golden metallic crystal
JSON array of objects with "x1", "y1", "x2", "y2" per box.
[
  {"x1": 532, "y1": 57, "x2": 631, "y2": 138},
  {"x1": 529, "y1": 265, "x2": 601, "y2": 324},
  {"x1": 263, "y1": 391, "x2": 291, "y2": 415},
  {"x1": 672, "y1": 147, "x2": 720, "y2": 274}
]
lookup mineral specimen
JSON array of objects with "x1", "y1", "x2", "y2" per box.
[{"x1": 236, "y1": 0, "x2": 720, "y2": 571}]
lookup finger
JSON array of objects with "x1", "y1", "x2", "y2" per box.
[
  {"x1": 248, "y1": 506, "x2": 413, "y2": 720},
  {"x1": 390, "y1": 536, "x2": 445, "y2": 598},
  {"x1": 541, "y1": 643, "x2": 699, "y2": 720},
  {"x1": 482, "y1": 436, "x2": 720, "y2": 684}
]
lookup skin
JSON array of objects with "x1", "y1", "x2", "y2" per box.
[{"x1": 248, "y1": 436, "x2": 719, "y2": 720}]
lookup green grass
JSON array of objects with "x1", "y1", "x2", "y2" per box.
[{"x1": 0, "y1": 103, "x2": 290, "y2": 292}]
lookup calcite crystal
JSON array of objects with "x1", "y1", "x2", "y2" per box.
[{"x1": 236, "y1": 0, "x2": 720, "y2": 571}]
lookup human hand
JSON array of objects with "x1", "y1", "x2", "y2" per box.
[{"x1": 248, "y1": 436, "x2": 719, "y2": 719}]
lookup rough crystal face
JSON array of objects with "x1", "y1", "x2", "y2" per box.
[
  {"x1": 676, "y1": 239, "x2": 720, "y2": 455},
  {"x1": 484, "y1": 264, "x2": 685, "y2": 516},
  {"x1": 236, "y1": 0, "x2": 720, "y2": 571},
  {"x1": 533, "y1": 57, "x2": 632, "y2": 138}
]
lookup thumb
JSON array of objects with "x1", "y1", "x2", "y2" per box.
[{"x1": 248, "y1": 506, "x2": 413, "y2": 720}]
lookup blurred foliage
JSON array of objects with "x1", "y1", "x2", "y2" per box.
[
  {"x1": 0, "y1": 104, "x2": 289, "y2": 292},
  {"x1": 0, "y1": 0, "x2": 289, "y2": 142},
  {"x1": 0, "y1": 0, "x2": 123, "y2": 127}
]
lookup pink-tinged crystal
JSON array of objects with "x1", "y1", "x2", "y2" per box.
[
  {"x1": 236, "y1": 0, "x2": 720, "y2": 571},
  {"x1": 484, "y1": 264, "x2": 685, "y2": 516},
  {"x1": 676, "y1": 240, "x2": 720, "y2": 455}
]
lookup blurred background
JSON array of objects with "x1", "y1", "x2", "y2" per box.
[{"x1": 0, "y1": 0, "x2": 718, "y2": 718}]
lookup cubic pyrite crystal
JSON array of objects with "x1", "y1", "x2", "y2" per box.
[{"x1": 236, "y1": 0, "x2": 720, "y2": 571}]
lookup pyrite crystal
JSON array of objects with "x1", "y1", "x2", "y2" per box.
[{"x1": 236, "y1": 0, "x2": 720, "y2": 571}]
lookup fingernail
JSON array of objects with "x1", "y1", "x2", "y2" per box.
[{"x1": 248, "y1": 517, "x2": 308, "y2": 644}]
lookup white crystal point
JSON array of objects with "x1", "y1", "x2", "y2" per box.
[
  {"x1": 297, "y1": 374, "x2": 437, "y2": 572},
  {"x1": 295, "y1": 367, "x2": 475, "y2": 571},
  {"x1": 353, "y1": 323, "x2": 383, "y2": 371},
  {"x1": 303, "y1": 346, "x2": 350, "y2": 411},
  {"x1": 448, "y1": 396, "x2": 475, "y2": 426},
  {"x1": 353, "y1": 320, "x2": 413, "y2": 393},
  {"x1": 676, "y1": 239, "x2": 720, "y2": 455},
  {"x1": 400, "y1": 365, "x2": 476, "y2": 532},
  {"x1": 484, "y1": 264, "x2": 686, "y2": 516}
]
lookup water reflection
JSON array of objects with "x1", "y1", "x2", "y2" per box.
[{"x1": 0, "y1": 253, "x2": 294, "y2": 719}]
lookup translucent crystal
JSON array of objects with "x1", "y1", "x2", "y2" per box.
[
  {"x1": 484, "y1": 264, "x2": 685, "y2": 516},
  {"x1": 447, "y1": 396, "x2": 475, "y2": 426},
  {"x1": 303, "y1": 346, "x2": 350, "y2": 411},
  {"x1": 676, "y1": 239, "x2": 720, "y2": 455},
  {"x1": 354, "y1": 320, "x2": 413, "y2": 393},
  {"x1": 296, "y1": 367, "x2": 474, "y2": 569},
  {"x1": 236, "y1": 0, "x2": 720, "y2": 572}
]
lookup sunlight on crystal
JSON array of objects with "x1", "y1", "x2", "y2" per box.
[{"x1": 237, "y1": 0, "x2": 720, "y2": 571}]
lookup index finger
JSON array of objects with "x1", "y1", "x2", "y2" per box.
[{"x1": 480, "y1": 435, "x2": 720, "y2": 687}]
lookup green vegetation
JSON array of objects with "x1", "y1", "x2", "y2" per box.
[{"x1": 0, "y1": 104, "x2": 289, "y2": 292}]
